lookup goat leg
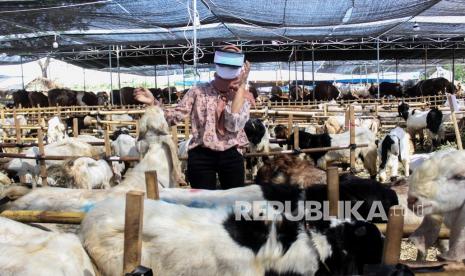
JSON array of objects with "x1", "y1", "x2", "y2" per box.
[{"x1": 409, "y1": 214, "x2": 443, "y2": 257}]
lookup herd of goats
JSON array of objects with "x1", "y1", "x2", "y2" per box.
[
  {"x1": 0, "y1": 76, "x2": 462, "y2": 109},
  {"x1": 0, "y1": 77, "x2": 464, "y2": 275}
]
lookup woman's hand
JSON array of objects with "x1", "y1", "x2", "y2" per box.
[
  {"x1": 134, "y1": 88, "x2": 156, "y2": 106},
  {"x1": 229, "y1": 61, "x2": 251, "y2": 92}
]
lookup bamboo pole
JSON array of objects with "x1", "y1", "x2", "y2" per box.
[
  {"x1": 375, "y1": 223, "x2": 449, "y2": 239},
  {"x1": 382, "y1": 205, "x2": 405, "y2": 265},
  {"x1": 287, "y1": 114, "x2": 293, "y2": 137},
  {"x1": 327, "y1": 167, "x2": 339, "y2": 217},
  {"x1": 0, "y1": 210, "x2": 85, "y2": 224},
  {"x1": 171, "y1": 125, "x2": 178, "y2": 145},
  {"x1": 145, "y1": 171, "x2": 159, "y2": 200},
  {"x1": 13, "y1": 108, "x2": 21, "y2": 144},
  {"x1": 37, "y1": 128, "x2": 47, "y2": 187},
  {"x1": 447, "y1": 94, "x2": 463, "y2": 150},
  {"x1": 123, "y1": 191, "x2": 145, "y2": 275},
  {"x1": 293, "y1": 126, "x2": 299, "y2": 149},
  {"x1": 135, "y1": 120, "x2": 140, "y2": 138},
  {"x1": 73, "y1": 118, "x2": 79, "y2": 137},
  {"x1": 184, "y1": 117, "x2": 190, "y2": 139},
  {"x1": 349, "y1": 105, "x2": 356, "y2": 171},
  {"x1": 104, "y1": 125, "x2": 111, "y2": 157}
]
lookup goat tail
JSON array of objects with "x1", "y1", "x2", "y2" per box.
[{"x1": 0, "y1": 186, "x2": 31, "y2": 205}]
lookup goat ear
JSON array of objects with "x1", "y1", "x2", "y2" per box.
[
  {"x1": 161, "y1": 137, "x2": 186, "y2": 187},
  {"x1": 136, "y1": 140, "x2": 149, "y2": 158}
]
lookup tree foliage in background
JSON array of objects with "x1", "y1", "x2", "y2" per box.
[{"x1": 445, "y1": 64, "x2": 465, "y2": 82}]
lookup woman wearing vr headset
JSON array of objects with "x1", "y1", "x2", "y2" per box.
[{"x1": 134, "y1": 45, "x2": 254, "y2": 190}]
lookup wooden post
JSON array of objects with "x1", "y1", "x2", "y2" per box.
[
  {"x1": 0, "y1": 108, "x2": 5, "y2": 141},
  {"x1": 184, "y1": 117, "x2": 190, "y2": 139},
  {"x1": 447, "y1": 94, "x2": 463, "y2": 150},
  {"x1": 344, "y1": 108, "x2": 350, "y2": 129},
  {"x1": 37, "y1": 128, "x2": 47, "y2": 187},
  {"x1": 135, "y1": 120, "x2": 140, "y2": 138},
  {"x1": 374, "y1": 102, "x2": 378, "y2": 117},
  {"x1": 13, "y1": 108, "x2": 21, "y2": 144},
  {"x1": 145, "y1": 171, "x2": 159, "y2": 200},
  {"x1": 123, "y1": 191, "x2": 145, "y2": 275},
  {"x1": 349, "y1": 105, "x2": 356, "y2": 171},
  {"x1": 171, "y1": 125, "x2": 178, "y2": 145},
  {"x1": 323, "y1": 103, "x2": 328, "y2": 116},
  {"x1": 293, "y1": 126, "x2": 299, "y2": 149},
  {"x1": 72, "y1": 118, "x2": 79, "y2": 137},
  {"x1": 287, "y1": 114, "x2": 293, "y2": 137},
  {"x1": 104, "y1": 125, "x2": 111, "y2": 157},
  {"x1": 382, "y1": 205, "x2": 404, "y2": 265},
  {"x1": 327, "y1": 167, "x2": 339, "y2": 217}
]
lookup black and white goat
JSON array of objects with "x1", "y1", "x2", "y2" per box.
[
  {"x1": 244, "y1": 118, "x2": 273, "y2": 177},
  {"x1": 398, "y1": 103, "x2": 444, "y2": 151},
  {"x1": 378, "y1": 127, "x2": 411, "y2": 182},
  {"x1": 81, "y1": 196, "x2": 384, "y2": 276}
]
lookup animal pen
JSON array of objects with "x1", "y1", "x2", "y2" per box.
[{"x1": 2, "y1": 0, "x2": 465, "y2": 275}]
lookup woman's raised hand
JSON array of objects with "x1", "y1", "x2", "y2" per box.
[
  {"x1": 229, "y1": 61, "x2": 251, "y2": 92},
  {"x1": 134, "y1": 87, "x2": 156, "y2": 106}
]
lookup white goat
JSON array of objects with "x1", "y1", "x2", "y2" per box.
[
  {"x1": 47, "y1": 157, "x2": 113, "y2": 189},
  {"x1": 111, "y1": 133, "x2": 137, "y2": 158},
  {"x1": 1, "y1": 114, "x2": 27, "y2": 137},
  {"x1": 46, "y1": 116, "x2": 67, "y2": 143},
  {"x1": 6, "y1": 138, "x2": 99, "y2": 184},
  {"x1": 324, "y1": 116, "x2": 380, "y2": 135},
  {"x1": 318, "y1": 127, "x2": 378, "y2": 178},
  {"x1": 378, "y1": 127, "x2": 411, "y2": 182},
  {"x1": 0, "y1": 217, "x2": 95, "y2": 276},
  {"x1": 408, "y1": 150, "x2": 465, "y2": 261}
]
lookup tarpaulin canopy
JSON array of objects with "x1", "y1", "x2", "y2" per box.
[{"x1": 0, "y1": 0, "x2": 464, "y2": 67}]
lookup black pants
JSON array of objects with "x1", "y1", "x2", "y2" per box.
[{"x1": 187, "y1": 146, "x2": 245, "y2": 190}]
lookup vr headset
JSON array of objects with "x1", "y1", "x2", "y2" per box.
[
  {"x1": 214, "y1": 50, "x2": 245, "y2": 79},
  {"x1": 214, "y1": 50, "x2": 244, "y2": 68}
]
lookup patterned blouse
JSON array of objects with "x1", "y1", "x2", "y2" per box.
[{"x1": 163, "y1": 82, "x2": 251, "y2": 152}]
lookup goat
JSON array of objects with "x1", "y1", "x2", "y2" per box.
[
  {"x1": 80, "y1": 197, "x2": 383, "y2": 276},
  {"x1": 255, "y1": 154, "x2": 326, "y2": 188},
  {"x1": 46, "y1": 157, "x2": 113, "y2": 189},
  {"x1": 6, "y1": 138, "x2": 100, "y2": 185},
  {"x1": 1, "y1": 114, "x2": 28, "y2": 137},
  {"x1": 407, "y1": 150, "x2": 465, "y2": 261},
  {"x1": 398, "y1": 103, "x2": 444, "y2": 151},
  {"x1": 378, "y1": 127, "x2": 411, "y2": 182},
  {"x1": 46, "y1": 116, "x2": 67, "y2": 144},
  {"x1": 0, "y1": 217, "x2": 95, "y2": 276},
  {"x1": 324, "y1": 116, "x2": 380, "y2": 135},
  {"x1": 244, "y1": 118, "x2": 271, "y2": 177}
]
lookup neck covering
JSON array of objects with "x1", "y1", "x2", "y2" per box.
[{"x1": 212, "y1": 73, "x2": 255, "y2": 135}]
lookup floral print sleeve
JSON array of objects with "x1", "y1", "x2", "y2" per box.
[
  {"x1": 223, "y1": 100, "x2": 251, "y2": 133},
  {"x1": 164, "y1": 88, "x2": 196, "y2": 126}
]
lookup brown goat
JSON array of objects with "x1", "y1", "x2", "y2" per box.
[{"x1": 255, "y1": 155, "x2": 326, "y2": 188}]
